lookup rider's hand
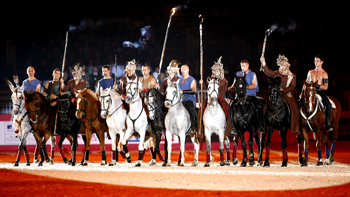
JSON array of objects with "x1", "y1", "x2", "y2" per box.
[
  {"x1": 199, "y1": 79, "x2": 203, "y2": 85},
  {"x1": 260, "y1": 56, "x2": 266, "y2": 67}
]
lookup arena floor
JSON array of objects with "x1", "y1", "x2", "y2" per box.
[{"x1": 1, "y1": 141, "x2": 350, "y2": 196}]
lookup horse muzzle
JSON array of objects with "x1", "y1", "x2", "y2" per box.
[
  {"x1": 100, "y1": 111, "x2": 107, "y2": 119},
  {"x1": 75, "y1": 111, "x2": 84, "y2": 119},
  {"x1": 125, "y1": 96, "x2": 132, "y2": 104},
  {"x1": 164, "y1": 100, "x2": 171, "y2": 108}
]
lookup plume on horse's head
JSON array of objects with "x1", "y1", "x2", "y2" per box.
[{"x1": 234, "y1": 74, "x2": 248, "y2": 105}]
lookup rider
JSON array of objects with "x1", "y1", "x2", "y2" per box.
[
  {"x1": 179, "y1": 64, "x2": 198, "y2": 133},
  {"x1": 260, "y1": 55, "x2": 299, "y2": 133},
  {"x1": 160, "y1": 60, "x2": 181, "y2": 93},
  {"x1": 140, "y1": 64, "x2": 156, "y2": 93},
  {"x1": 60, "y1": 63, "x2": 87, "y2": 99},
  {"x1": 299, "y1": 55, "x2": 333, "y2": 132},
  {"x1": 116, "y1": 59, "x2": 137, "y2": 99},
  {"x1": 199, "y1": 56, "x2": 236, "y2": 136},
  {"x1": 229, "y1": 60, "x2": 264, "y2": 133},
  {"x1": 96, "y1": 65, "x2": 114, "y2": 96},
  {"x1": 23, "y1": 66, "x2": 41, "y2": 92}
]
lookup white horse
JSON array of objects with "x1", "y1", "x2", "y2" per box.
[
  {"x1": 99, "y1": 88, "x2": 127, "y2": 166},
  {"x1": 4, "y1": 78, "x2": 31, "y2": 166},
  {"x1": 203, "y1": 77, "x2": 227, "y2": 167},
  {"x1": 164, "y1": 79, "x2": 199, "y2": 166},
  {"x1": 122, "y1": 76, "x2": 149, "y2": 167}
]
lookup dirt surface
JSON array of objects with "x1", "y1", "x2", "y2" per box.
[{"x1": 1, "y1": 141, "x2": 350, "y2": 196}]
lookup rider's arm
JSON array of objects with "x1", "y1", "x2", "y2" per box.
[{"x1": 247, "y1": 74, "x2": 257, "y2": 90}]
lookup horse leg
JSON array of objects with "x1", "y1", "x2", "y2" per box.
[
  {"x1": 190, "y1": 133, "x2": 199, "y2": 166},
  {"x1": 240, "y1": 131, "x2": 248, "y2": 167},
  {"x1": 224, "y1": 136, "x2": 231, "y2": 165},
  {"x1": 135, "y1": 129, "x2": 146, "y2": 167},
  {"x1": 263, "y1": 126, "x2": 273, "y2": 167},
  {"x1": 81, "y1": 130, "x2": 92, "y2": 166},
  {"x1": 258, "y1": 131, "x2": 266, "y2": 166},
  {"x1": 109, "y1": 131, "x2": 117, "y2": 166},
  {"x1": 165, "y1": 131, "x2": 172, "y2": 167},
  {"x1": 204, "y1": 129, "x2": 211, "y2": 167},
  {"x1": 248, "y1": 129, "x2": 255, "y2": 166},
  {"x1": 117, "y1": 134, "x2": 126, "y2": 160},
  {"x1": 323, "y1": 135, "x2": 331, "y2": 165},
  {"x1": 121, "y1": 128, "x2": 133, "y2": 163},
  {"x1": 296, "y1": 132, "x2": 304, "y2": 164},
  {"x1": 280, "y1": 128, "x2": 288, "y2": 167},
  {"x1": 219, "y1": 130, "x2": 225, "y2": 166},
  {"x1": 14, "y1": 132, "x2": 29, "y2": 166},
  {"x1": 70, "y1": 132, "x2": 78, "y2": 166},
  {"x1": 178, "y1": 132, "x2": 186, "y2": 167},
  {"x1": 49, "y1": 135, "x2": 56, "y2": 165},
  {"x1": 330, "y1": 140, "x2": 336, "y2": 163},
  {"x1": 155, "y1": 132, "x2": 164, "y2": 161},
  {"x1": 232, "y1": 135, "x2": 239, "y2": 165},
  {"x1": 96, "y1": 130, "x2": 107, "y2": 166},
  {"x1": 58, "y1": 133, "x2": 69, "y2": 163},
  {"x1": 316, "y1": 130, "x2": 323, "y2": 166},
  {"x1": 301, "y1": 129, "x2": 309, "y2": 167},
  {"x1": 23, "y1": 146, "x2": 30, "y2": 166}
]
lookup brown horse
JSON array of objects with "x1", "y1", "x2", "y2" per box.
[
  {"x1": 300, "y1": 81, "x2": 341, "y2": 166},
  {"x1": 75, "y1": 88, "x2": 107, "y2": 165},
  {"x1": 24, "y1": 91, "x2": 73, "y2": 166}
]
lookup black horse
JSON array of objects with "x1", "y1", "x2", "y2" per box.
[
  {"x1": 57, "y1": 92, "x2": 81, "y2": 166},
  {"x1": 144, "y1": 88, "x2": 166, "y2": 165},
  {"x1": 259, "y1": 76, "x2": 291, "y2": 167},
  {"x1": 231, "y1": 75, "x2": 263, "y2": 167}
]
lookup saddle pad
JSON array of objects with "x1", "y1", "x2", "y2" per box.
[{"x1": 315, "y1": 94, "x2": 336, "y2": 109}]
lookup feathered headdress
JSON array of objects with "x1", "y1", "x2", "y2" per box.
[
  {"x1": 211, "y1": 56, "x2": 225, "y2": 78},
  {"x1": 167, "y1": 60, "x2": 180, "y2": 76},
  {"x1": 277, "y1": 54, "x2": 291, "y2": 68},
  {"x1": 69, "y1": 63, "x2": 85, "y2": 76},
  {"x1": 124, "y1": 59, "x2": 137, "y2": 72}
]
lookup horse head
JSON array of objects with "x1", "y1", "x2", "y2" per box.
[
  {"x1": 125, "y1": 76, "x2": 141, "y2": 104},
  {"x1": 207, "y1": 77, "x2": 220, "y2": 105},
  {"x1": 57, "y1": 92, "x2": 71, "y2": 122},
  {"x1": 268, "y1": 76, "x2": 283, "y2": 109},
  {"x1": 234, "y1": 74, "x2": 248, "y2": 105},
  {"x1": 74, "y1": 88, "x2": 88, "y2": 119},
  {"x1": 4, "y1": 77, "x2": 24, "y2": 115},
  {"x1": 164, "y1": 79, "x2": 181, "y2": 108},
  {"x1": 99, "y1": 87, "x2": 112, "y2": 119},
  {"x1": 145, "y1": 88, "x2": 160, "y2": 120},
  {"x1": 24, "y1": 91, "x2": 47, "y2": 123},
  {"x1": 303, "y1": 80, "x2": 318, "y2": 113}
]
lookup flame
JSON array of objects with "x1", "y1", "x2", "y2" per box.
[{"x1": 171, "y1": 8, "x2": 176, "y2": 16}]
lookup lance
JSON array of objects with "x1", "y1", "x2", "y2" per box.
[
  {"x1": 260, "y1": 28, "x2": 270, "y2": 71},
  {"x1": 157, "y1": 7, "x2": 176, "y2": 82},
  {"x1": 198, "y1": 14, "x2": 204, "y2": 135},
  {"x1": 114, "y1": 50, "x2": 118, "y2": 86}
]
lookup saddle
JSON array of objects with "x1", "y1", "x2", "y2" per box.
[{"x1": 316, "y1": 94, "x2": 336, "y2": 109}]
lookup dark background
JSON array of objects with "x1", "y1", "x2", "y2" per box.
[{"x1": 1, "y1": 1, "x2": 348, "y2": 93}]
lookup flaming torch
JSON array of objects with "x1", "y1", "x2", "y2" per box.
[
  {"x1": 157, "y1": 7, "x2": 176, "y2": 80},
  {"x1": 198, "y1": 14, "x2": 204, "y2": 136},
  {"x1": 260, "y1": 28, "x2": 270, "y2": 71}
]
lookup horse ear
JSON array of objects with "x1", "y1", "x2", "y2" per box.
[
  {"x1": 17, "y1": 85, "x2": 24, "y2": 92},
  {"x1": 206, "y1": 76, "x2": 211, "y2": 84},
  {"x1": 3, "y1": 77, "x2": 15, "y2": 92}
]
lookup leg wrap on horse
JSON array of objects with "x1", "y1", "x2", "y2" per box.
[
  {"x1": 219, "y1": 148, "x2": 224, "y2": 162},
  {"x1": 325, "y1": 147, "x2": 330, "y2": 159},
  {"x1": 226, "y1": 148, "x2": 231, "y2": 161},
  {"x1": 72, "y1": 151, "x2": 76, "y2": 162},
  {"x1": 232, "y1": 145, "x2": 237, "y2": 159},
  {"x1": 265, "y1": 149, "x2": 270, "y2": 160},
  {"x1": 138, "y1": 150, "x2": 144, "y2": 161},
  {"x1": 84, "y1": 150, "x2": 90, "y2": 161},
  {"x1": 305, "y1": 149, "x2": 309, "y2": 161},
  {"x1": 112, "y1": 150, "x2": 116, "y2": 161},
  {"x1": 101, "y1": 151, "x2": 106, "y2": 161},
  {"x1": 51, "y1": 148, "x2": 55, "y2": 160},
  {"x1": 331, "y1": 142, "x2": 336, "y2": 155},
  {"x1": 206, "y1": 151, "x2": 211, "y2": 163},
  {"x1": 59, "y1": 146, "x2": 65, "y2": 158},
  {"x1": 119, "y1": 151, "x2": 126, "y2": 159},
  {"x1": 317, "y1": 148, "x2": 322, "y2": 160},
  {"x1": 298, "y1": 144, "x2": 302, "y2": 156},
  {"x1": 282, "y1": 149, "x2": 288, "y2": 160},
  {"x1": 16, "y1": 150, "x2": 22, "y2": 162}
]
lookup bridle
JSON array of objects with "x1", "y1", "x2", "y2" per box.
[
  {"x1": 99, "y1": 93, "x2": 123, "y2": 117},
  {"x1": 12, "y1": 89, "x2": 24, "y2": 115},
  {"x1": 145, "y1": 90, "x2": 158, "y2": 118},
  {"x1": 165, "y1": 83, "x2": 181, "y2": 107},
  {"x1": 235, "y1": 78, "x2": 247, "y2": 105},
  {"x1": 126, "y1": 80, "x2": 139, "y2": 103}
]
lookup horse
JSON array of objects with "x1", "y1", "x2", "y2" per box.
[
  {"x1": 121, "y1": 76, "x2": 149, "y2": 167},
  {"x1": 164, "y1": 79, "x2": 200, "y2": 166},
  {"x1": 75, "y1": 88, "x2": 107, "y2": 166},
  {"x1": 144, "y1": 88, "x2": 166, "y2": 165},
  {"x1": 99, "y1": 87, "x2": 128, "y2": 166},
  {"x1": 231, "y1": 75, "x2": 261, "y2": 167},
  {"x1": 24, "y1": 91, "x2": 57, "y2": 166},
  {"x1": 203, "y1": 77, "x2": 227, "y2": 167},
  {"x1": 300, "y1": 81, "x2": 341, "y2": 166},
  {"x1": 57, "y1": 92, "x2": 80, "y2": 166},
  {"x1": 259, "y1": 76, "x2": 291, "y2": 167},
  {"x1": 4, "y1": 78, "x2": 31, "y2": 166}
]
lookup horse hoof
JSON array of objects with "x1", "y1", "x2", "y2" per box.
[
  {"x1": 14, "y1": 162, "x2": 19, "y2": 167},
  {"x1": 149, "y1": 159, "x2": 156, "y2": 166},
  {"x1": 263, "y1": 161, "x2": 270, "y2": 167},
  {"x1": 298, "y1": 156, "x2": 304, "y2": 164},
  {"x1": 210, "y1": 156, "x2": 214, "y2": 162},
  {"x1": 49, "y1": 161, "x2": 54, "y2": 165},
  {"x1": 125, "y1": 156, "x2": 132, "y2": 163},
  {"x1": 301, "y1": 161, "x2": 308, "y2": 167},
  {"x1": 240, "y1": 162, "x2": 247, "y2": 167},
  {"x1": 257, "y1": 160, "x2": 263, "y2": 166},
  {"x1": 178, "y1": 163, "x2": 184, "y2": 167},
  {"x1": 324, "y1": 159, "x2": 330, "y2": 165},
  {"x1": 162, "y1": 162, "x2": 168, "y2": 167},
  {"x1": 80, "y1": 162, "x2": 88, "y2": 166},
  {"x1": 191, "y1": 160, "x2": 198, "y2": 167},
  {"x1": 281, "y1": 162, "x2": 287, "y2": 167},
  {"x1": 316, "y1": 161, "x2": 323, "y2": 166},
  {"x1": 232, "y1": 158, "x2": 239, "y2": 165},
  {"x1": 225, "y1": 161, "x2": 230, "y2": 166},
  {"x1": 34, "y1": 159, "x2": 39, "y2": 164},
  {"x1": 135, "y1": 160, "x2": 142, "y2": 167},
  {"x1": 100, "y1": 161, "x2": 107, "y2": 166},
  {"x1": 26, "y1": 162, "x2": 30, "y2": 166},
  {"x1": 38, "y1": 162, "x2": 43, "y2": 167},
  {"x1": 204, "y1": 162, "x2": 210, "y2": 167},
  {"x1": 46, "y1": 158, "x2": 51, "y2": 163},
  {"x1": 220, "y1": 161, "x2": 226, "y2": 166},
  {"x1": 249, "y1": 161, "x2": 255, "y2": 166},
  {"x1": 63, "y1": 157, "x2": 69, "y2": 164}
]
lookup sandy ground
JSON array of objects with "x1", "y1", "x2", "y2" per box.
[{"x1": 2, "y1": 150, "x2": 350, "y2": 191}]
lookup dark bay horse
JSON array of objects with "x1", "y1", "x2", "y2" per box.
[
  {"x1": 57, "y1": 92, "x2": 80, "y2": 166},
  {"x1": 259, "y1": 76, "x2": 291, "y2": 167},
  {"x1": 300, "y1": 81, "x2": 342, "y2": 166},
  {"x1": 144, "y1": 88, "x2": 166, "y2": 165},
  {"x1": 75, "y1": 88, "x2": 107, "y2": 166},
  {"x1": 24, "y1": 91, "x2": 72, "y2": 166},
  {"x1": 231, "y1": 75, "x2": 261, "y2": 167}
]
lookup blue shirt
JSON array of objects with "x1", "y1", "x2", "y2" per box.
[
  {"x1": 23, "y1": 79, "x2": 41, "y2": 92},
  {"x1": 179, "y1": 76, "x2": 196, "y2": 105},
  {"x1": 97, "y1": 78, "x2": 114, "y2": 95},
  {"x1": 236, "y1": 70, "x2": 259, "y2": 97}
]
